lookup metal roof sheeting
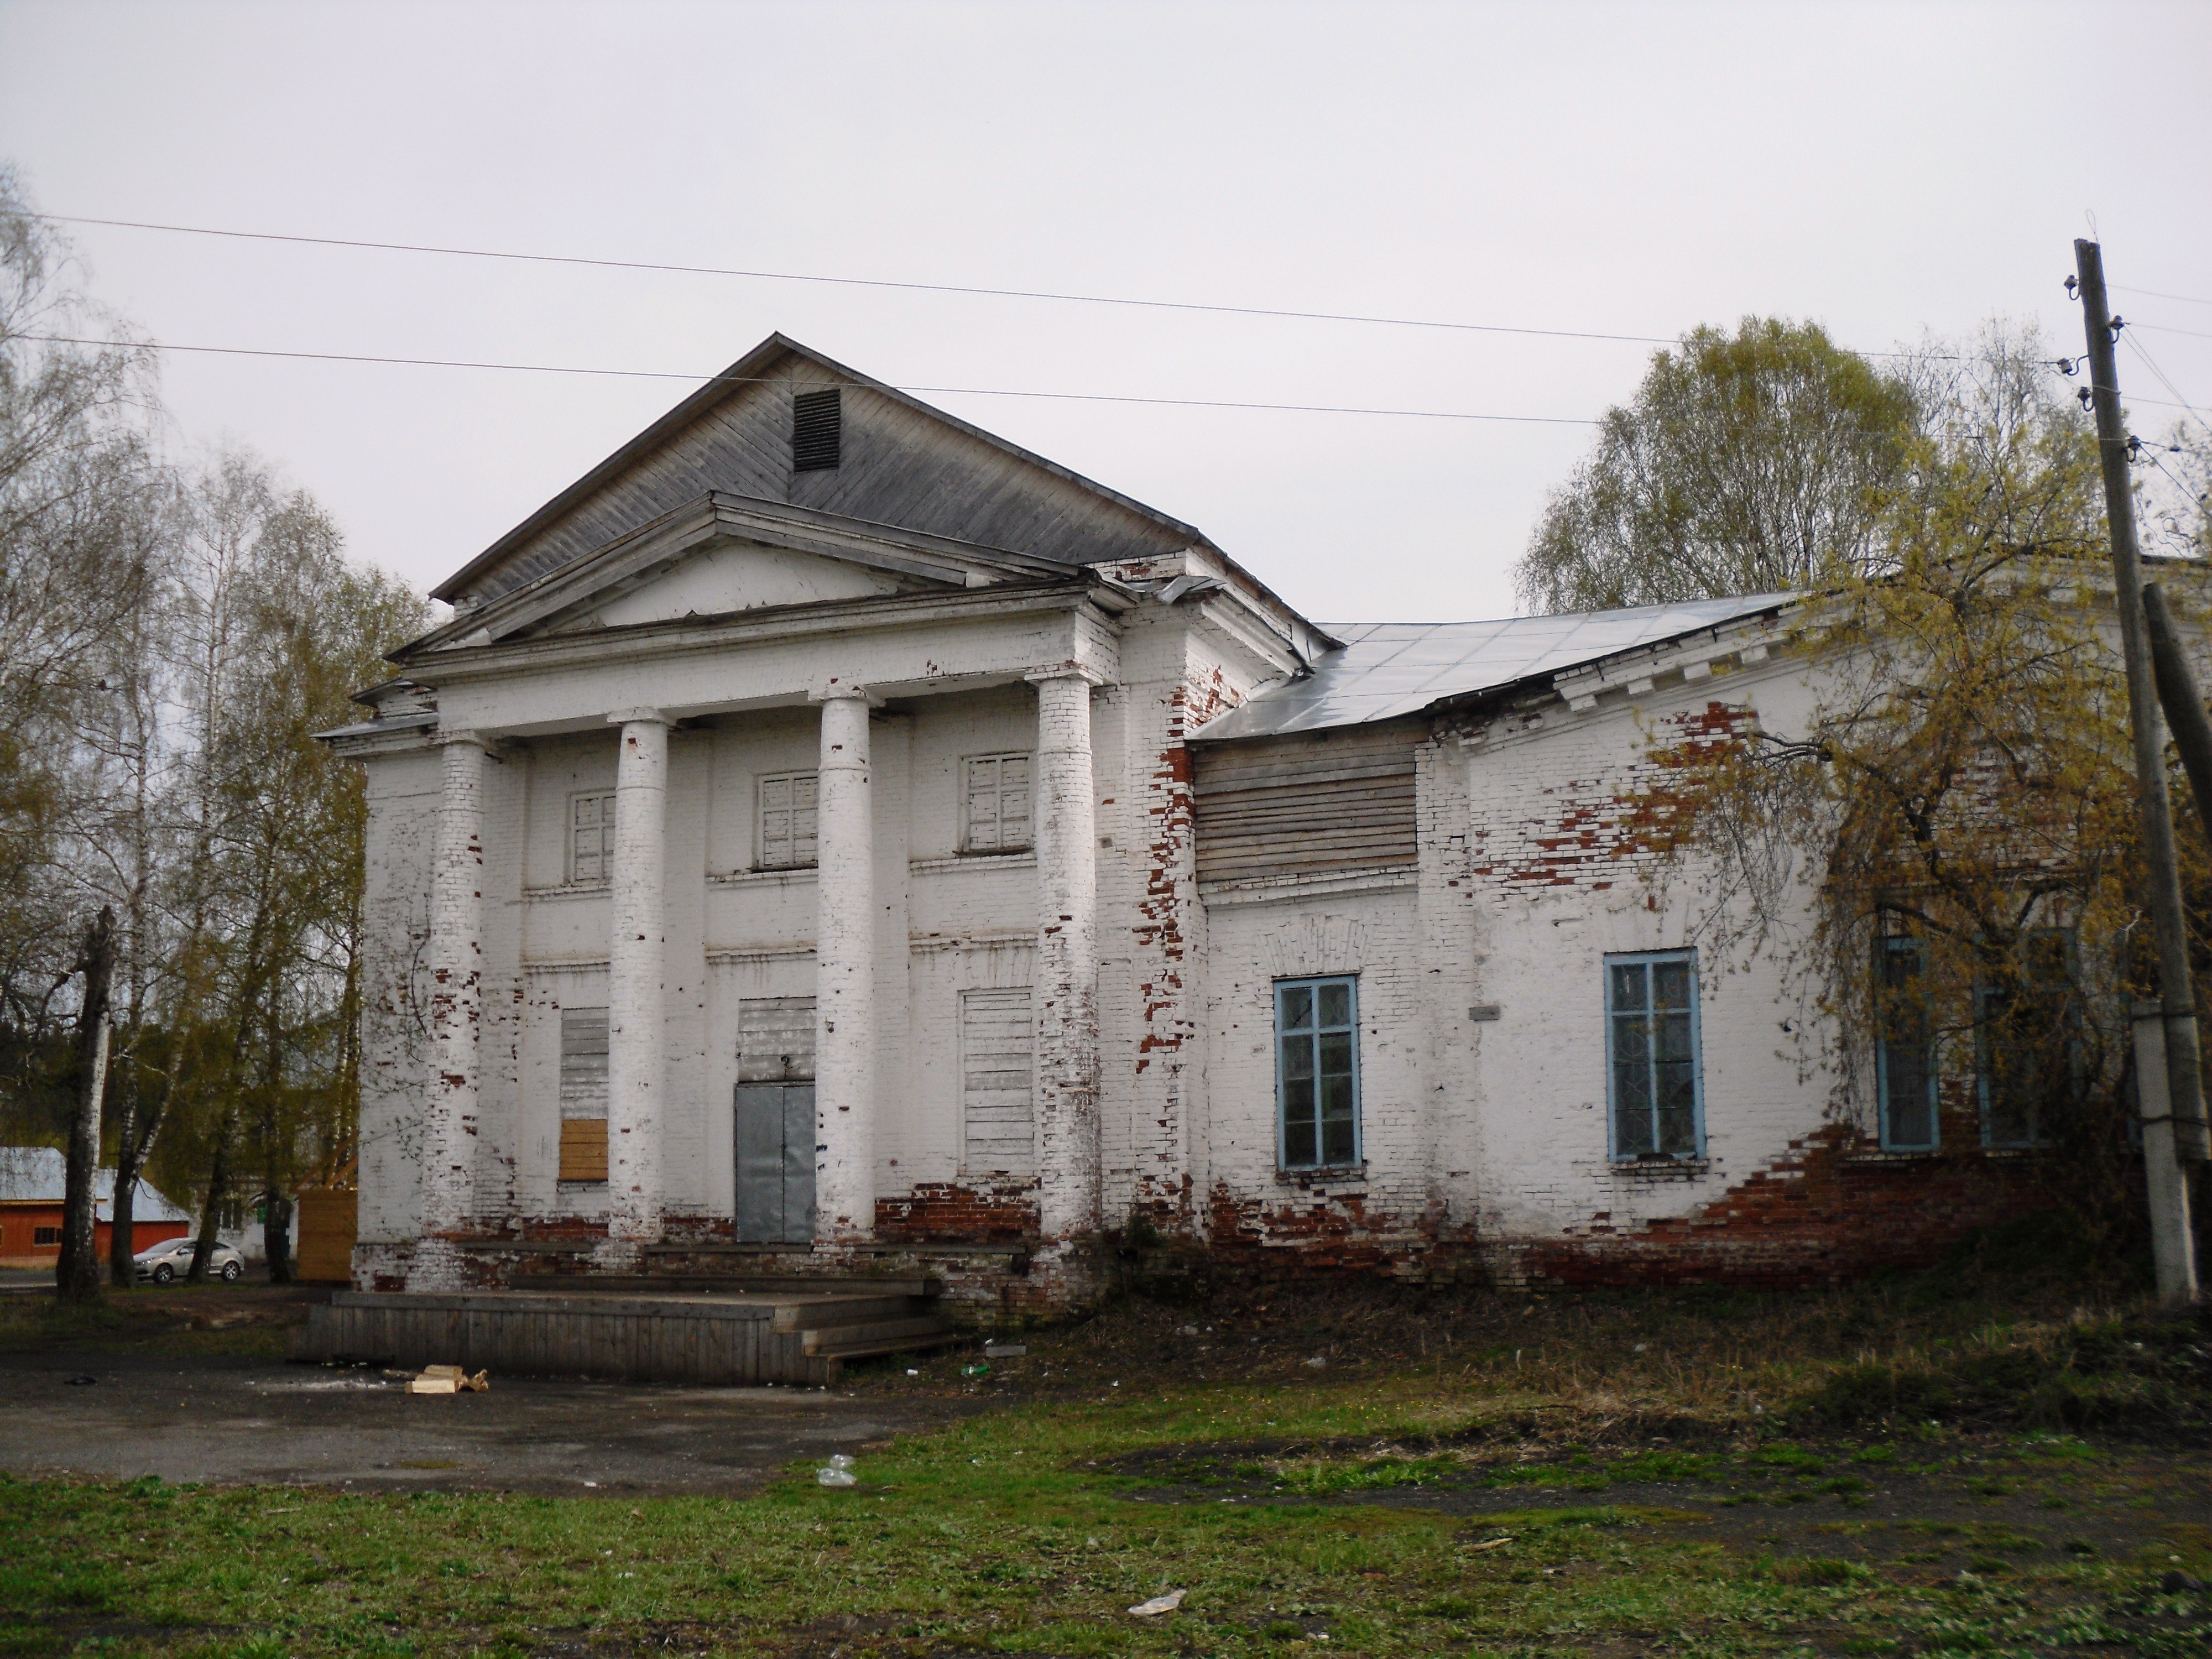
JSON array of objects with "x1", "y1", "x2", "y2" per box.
[
  {"x1": 1188, "y1": 594, "x2": 1795, "y2": 742},
  {"x1": 0, "y1": 1146, "x2": 195, "y2": 1222}
]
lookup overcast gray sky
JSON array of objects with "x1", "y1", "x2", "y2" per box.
[{"x1": 2, "y1": 0, "x2": 2206, "y2": 624}]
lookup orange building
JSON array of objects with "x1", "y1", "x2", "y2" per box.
[{"x1": 0, "y1": 1149, "x2": 193, "y2": 1269}]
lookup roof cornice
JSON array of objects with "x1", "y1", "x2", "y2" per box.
[
  {"x1": 393, "y1": 573, "x2": 1123, "y2": 685},
  {"x1": 405, "y1": 489, "x2": 1089, "y2": 655}
]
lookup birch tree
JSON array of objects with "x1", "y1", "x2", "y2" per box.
[
  {"x1": 1515, "y1": 317, "x2": 1919, "y2": 614},
  {"x1": 0, "y1": 170, "x2": 429, "y2": 1287}
]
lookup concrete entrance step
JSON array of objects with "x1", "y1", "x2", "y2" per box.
[
  {"x1": 509, "y1": 1271, "x2": 942, "y2": 1298},
  {"x1": 291, "y1": 1285, "x2": 974, "y2": 1386},
  {"x1": 769, "y1": 1293, "x2": 927, "y2": 1332},
  {"x1": 804, "y1": 1315, "x2": 965, "y2": 1360}
]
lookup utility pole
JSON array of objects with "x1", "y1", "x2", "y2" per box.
[{"x1": 2075, "y1": 238, "x2": 2205, "y2": 1305}]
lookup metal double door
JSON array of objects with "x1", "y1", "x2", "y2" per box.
[{"x1": 734, "y1": 1082, "x2": 816, "y2": 1244}]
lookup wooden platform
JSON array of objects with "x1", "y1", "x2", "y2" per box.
[{"x1": 288, "y1": 1285, "x2": 964, "y2": 1386}]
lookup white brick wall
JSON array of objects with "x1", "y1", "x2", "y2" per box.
[
  {"x1": 351, "y1": 588, "x2": 1855, "y2": 1291},
  {"x1": 1459, "y1": 664, "x2": 1833, "y2": 1251}
]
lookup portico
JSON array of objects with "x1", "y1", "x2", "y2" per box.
[
  {"x1": 397, "y1": 575, "x2": 1132, "y2": 1286},
  {"x1": 326, "y1": 333, "x2": 1314, "y2": 1309}
]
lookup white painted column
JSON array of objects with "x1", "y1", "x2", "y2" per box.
[
  {"x1": 813, "y1": 688, "x2": 877, "y2": 1241},
  {"x1": 1031, "y1": 671, "x2": 1102, "y2": 1242},
  {"x1": 605, "y1": 710, "x2": 670, "y2": 1258},
  {"x1": 420, "y1": 730, "x2": 486, "y2": 1286}
]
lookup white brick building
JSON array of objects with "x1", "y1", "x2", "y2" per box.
[{"x1": 326, "y1": 335, "x2": 2050, "y2": 1307}]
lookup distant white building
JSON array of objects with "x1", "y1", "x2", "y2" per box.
[{"x1": 324, "y1": 335, "x2": 2053, "y2": 1309}]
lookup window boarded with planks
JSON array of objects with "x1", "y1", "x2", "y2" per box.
[
  {"x1": 1191, "y1": 720, "x2": 1422, "y2": 884},
  {"x1": 558, "y1": 1008, "x2": 610, "y2": 1183},
  {"x1": 738, "y1": 997, "x2": 817, "y2": 1083},
  {"x1": 960, "y1": 988, "x2": 1035, "y2": 1175}
]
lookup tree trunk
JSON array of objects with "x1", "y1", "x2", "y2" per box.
[
  {"x1": 187, "y1": 1110, "x2": 234, "y2": 1284},
  {"x1": 257, "y1": 999, "x2": 292, "y2": 1284},
  {"x1": 56, "y1": 909, "x2": 117, "y2": 1305},
  {"x1": 107, "y1": 1063, "x2": 140, "y2": 1288},
  {"x1": 110, "y1": 1063, "x2": 176, "y2": 1287},
  {"x1": 264, "y1": 1189, "x2": 294, "y2": 1284}
]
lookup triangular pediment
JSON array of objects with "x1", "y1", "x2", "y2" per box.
[
  {"x1": 576, "y1": 539, "x2": 921, "y2": 631},
  {"x1": 413, "y1": 492, "x2": 1084, "y2": 651},
  {"x1": 432, "y1": 333, "x2": 1211, "y2": 609}
]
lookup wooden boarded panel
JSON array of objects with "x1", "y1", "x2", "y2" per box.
[
  {"x1": 293, "y1": 1188, "x2": 357, "y2": 1283},
  {"x1": 961, "y1": 988, "x2": 1035, "y2": 1176},
  {"x1": 1192, "y1": 722, "x2": 1422, "y2": 883},
  {"x1": 739, "y1": 996, "x2": 816, "y2": 1083},
  {"x1": 559, "y1": 1120, "x2": 609, "y2": 1183},
  {"x1": 559, "y1": 1008, "x2": 609, "y2": 1183}
]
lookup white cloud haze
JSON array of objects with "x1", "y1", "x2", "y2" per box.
[{"x1": 1, "y1": 0, "x2": 2206, "y2": 623}]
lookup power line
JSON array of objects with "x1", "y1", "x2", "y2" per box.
[
  {"x1": 2135, "y1": 321, "x2": 2212, "y2": 342},
  {"x1": 27, "y1": 211, "x2": 2005, "y2": 367},
  {"x1": 28, "y1": 328, "x2": 2208, "y2": 424},
  {"x1": 16, "y1": 333, "x2": 1602, "y2": 426},
  {"x1": 34, "y1": 212, "x2": 1680, "y2": 349},
  {"x1": 2124, "y1": 329, "x2": 2211, "y2": 437},
  {"x1": 2116, "y1": 283, "x2": 2212, "y2": 309}
]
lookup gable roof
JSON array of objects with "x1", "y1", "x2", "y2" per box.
[
  {"x1": 1189, "y1": 594, "x2": 1796, "y2": 742},
  {"x1": 0, "y1": 1146, "x2": 194, "y2": 1222},
  {"x1": 433, "y1": 332, "x2": 1217, "y2": 606}
]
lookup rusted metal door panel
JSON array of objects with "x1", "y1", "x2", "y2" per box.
[{"x1": 735, "y1": 1082, "x2": 816, "y2": 1243}]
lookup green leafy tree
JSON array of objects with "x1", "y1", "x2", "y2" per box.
[
  {"x1": 155, "y1": 457, "x2": 426, "y2": 1282},
  {"x1": 1636, "y1": 321, "x2": 2189, "y2": 1217},
  {"x1": 0, "y1": 169, "x2": 429, "y2": 1289},
  {"x1": 1515, "y1": 317, "x2": 1919, "y2": 614}
]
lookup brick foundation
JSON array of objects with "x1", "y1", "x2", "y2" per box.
[
  {"x1": 875, "y1": 1180, "x2": 1040, "y2": 1243},
  {"x1": 1513, "y1": 1118, "x2": 2062, "y2": 1291}
]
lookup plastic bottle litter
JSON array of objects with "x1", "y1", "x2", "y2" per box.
[
  {"x1": 1128, "y1": 1589, "x2": 1186, "y2": 1617},
  {"x1": 816, "y1": 1454, "x2": 857, "y2": 1488},
  {"x1": 959, "y1": 1361, "x2": 992, "y2": 1379}
]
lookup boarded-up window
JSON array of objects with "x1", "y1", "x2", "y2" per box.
[
  {"x1": 759, "y1": 771, "x2": 819, "y2": 869},
  {"x1": 558, "y1": 1007, "x2": 609, "y2": 1183},
  {"x1": 570, "y1": 792, "x2": 615, "y2": 885},
  {"x1": 963, "y1": 753, "x2": 1032, "y2": 852},
  {"x1": 739, "y1": 996, "x2": 817, "y2": 1083},
  {"x1": 1191, "y1": 723, "x2": 1420, "y2": 884},
  {"x1": 961, "y1": 988, "x2": 1034, "y2": 1175}
]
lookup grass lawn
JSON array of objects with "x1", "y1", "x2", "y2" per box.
[{"x1": 3, "y1": 1220, "x2": 2209, "y2": 1657}]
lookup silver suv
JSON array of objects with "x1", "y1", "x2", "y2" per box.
[{"x1": 133, "y1": 1237, "x2": 246, "y2": 1284}]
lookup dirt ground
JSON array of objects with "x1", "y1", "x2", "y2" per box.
[
  {"x1": 0, "y1": 1347, "x2": 973, "y2": 1495},
  {"x1": 0, "y1": 1282, "x2": 974, "y2": 1496}
]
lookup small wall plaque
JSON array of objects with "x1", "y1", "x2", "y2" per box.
[{"x1": 1468, "y1": 1004, "x2": 1503, "y2": 1022}]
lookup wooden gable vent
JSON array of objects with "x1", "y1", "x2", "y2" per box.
[{"x1": 792, "y1": 388, "x2": 842, "y2": 472}]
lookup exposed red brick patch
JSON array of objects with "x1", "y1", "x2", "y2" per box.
[
  {"x1": 1472, "y1": 702, "x2": 1757, "y2": 895},
  {"x1": 1203, "y1": 1181, "x2": 1479, "y2": 1279},
  {"x1": 877, "y1": 1181, "x2": 1040, "y2": 1243},
  {"x1": 1521, "y1": 1104, "x2": 2058, "y2": 1290}
]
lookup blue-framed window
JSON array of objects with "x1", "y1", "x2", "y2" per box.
[
  {"x1": 1975, "y1": 929, "x2": 2076, "y2": 1149},
  {"x1": 1875, "y1": 937, "x2": 1938, "y2": 1151},
  {"x1": 1276, "y1": 976, "x2": 1360, "y2": 1168},
  {"x1": 1605, "y1": 951, "x2": 1703, "y2": 1158}
]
